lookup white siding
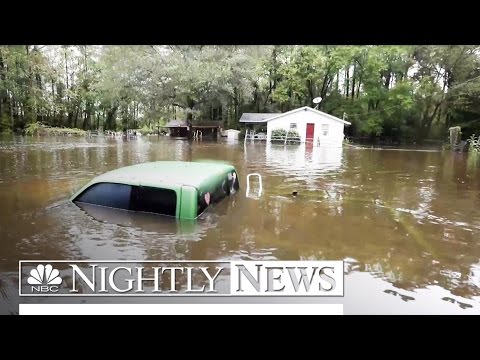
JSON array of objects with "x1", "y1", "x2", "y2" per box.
[{"x1": 266, "y1": 108, "x2": 346, "y2": 147}]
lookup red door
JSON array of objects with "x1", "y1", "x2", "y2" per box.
[{"x1": 306, "y1": 123, "x2": 315, "y2": 141}]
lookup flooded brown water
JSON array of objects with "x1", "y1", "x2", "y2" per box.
[{"x1": 1, "y1": 135, "x2": 480, "y2": 314}]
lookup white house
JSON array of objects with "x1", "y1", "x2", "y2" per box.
[{"x1": 240, "y1": 106, "x2": 351, "y2": 147}]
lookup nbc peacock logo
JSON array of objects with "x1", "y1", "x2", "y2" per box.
[{"x1": 27, "y1": 264, "x2": 63, "y2": 293}]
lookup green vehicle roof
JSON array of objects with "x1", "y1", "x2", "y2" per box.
[{"x1": 71, "y1": 161, "x2": 236, "y2": 199}]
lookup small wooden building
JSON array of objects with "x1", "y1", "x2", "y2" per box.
[
  {"x1": 162, "y1": 120, "x2": 223, "y2": 138},
  {"x1": 163, "y1": 120, "x2": 190, "y2": 137}
]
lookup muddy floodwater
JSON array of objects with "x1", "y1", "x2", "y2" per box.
[{"x1": 1, "y1": 135, "x2": 480, "y2": 314}]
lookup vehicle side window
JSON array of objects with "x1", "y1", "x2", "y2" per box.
[
  {"x1": 130, "y1": 186, "x2": 177, "y2": 217},
  {"x1": 74, "y1": 183, "x2": 132, "y2": 210}
]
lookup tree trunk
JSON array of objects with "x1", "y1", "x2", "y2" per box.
[
  {"x1": 106, "y1": 105, "x2": 118, "y2": 130},
  {"x1": 345, "y1": 67, "x2": 350, "y2": 98},
  {"x1": 64, "y1": 46, "x2": 71, "y2": 128},
  {"x1": 253, "y1": 82, "x2": 260, "y2": 113},
  {"x1": 384, "y1": 69, "x2": 392, "y2": 89},
  {"x1": 320, "y1": 73, "x2": 329, "y2": 99},
  {"x1": 64, "y1": 47, "x2": 69, "y2": 93},
  {"x1": 73, "y1": 105, "x2": 80, "y2": 129},
  {"x1": 368, "y1": 100, "x2": 374, "y2": 112},
  {"x1": 356, "y1": 73, "x2": 362, "y2": 98},
  {"x1": 422, "y1": 102, "x2": 442, "y2": 140},
  {"x1": 351, "y1": 63, "x2": 356, "y2": 100},
  {"x1": 264, "y1": 81, "x2": 273, "y2": 107},
  {"x1": 25, "y1": 45, "x2": 37, "y2": 124},
  {"x1": 68, "y1": 111, "x2": 74, "y2": 128},
  {"x1": 83, "y1": 102, "x2": 92, "y2": 130},
  {"x1": 307, "y1": 79, "x2": 314, "y2": 105},
  {"x1": 233, "y1": 87, "x2": 238, "y2": 122},
  {"x1": 185, "y1": 100, "x2": 194, "y2": 139},
  {"x1": 0, "y1": 49, "x2": 4, "y2": 123},
  {"x1": 10, "y1": 97, "x2": 14, "y2": 130}
]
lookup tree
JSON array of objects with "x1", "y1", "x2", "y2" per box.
[{"x1": 1, "y1": 44, "x2": 479, "y2": 143}]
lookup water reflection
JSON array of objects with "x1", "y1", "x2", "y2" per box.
[
  {"x1": 264, "y1": 143, "x2": 343, "y2": 177},
  {"x1": 76, "y1": 202, "x2": 219, "y2": 244},
  {"x1": 0, "y1": 135, "x2": 480, "y2": 314}
]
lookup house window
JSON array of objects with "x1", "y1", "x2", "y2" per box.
[
  {"x1": 290, "y1": 123, "x2": 297, "y2": 129},
  {"x1": 321, "y1": 124, "x2": 329, "y2": 136}
]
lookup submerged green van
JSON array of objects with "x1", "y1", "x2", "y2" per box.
[{"x1": 70, "y1": 161, "x2": 239, "y2": 219}]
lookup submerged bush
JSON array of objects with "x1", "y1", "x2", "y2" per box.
[
  {"x1": 271, "y1": 128, "x2": 301, "y2": 144},
  {"x1": 24, "y1": 122, "x2": 86, "y2": 136},
  {"x1": 467, "y1": 134, "x2": 480, "y2": 153},
  {"x1": 137, "y1": 125, "x2": 153, "y2": 136},
  {"x1": 24, "y1": 122, "x2": 41, "y2": 136},
  {"x1": 442, "y1": 143, "x2": 452, "y2": 151},
  {"x1": 239, "y1": 128, "x2": 246, "y2": 139}
]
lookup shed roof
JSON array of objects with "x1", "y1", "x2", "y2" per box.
[
  {"x1": 163, "y1": 120, "x2": 188, "y2": 127},
  {"x1": 162, "y1": 120, "x2": 223, "y2": 128}
]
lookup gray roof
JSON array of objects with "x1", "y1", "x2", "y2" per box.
[
  {"x1": 239, "y1": 113, "x2": 281, "y2": 123},
  {"x1": 240, "y1": 107, "x2": 351, "y2": 126},
  {"x1": 263, "y1": 106, "x2": 351, "y2": 125},
  {"x1": 163, "y1": 120, "x2": 188, "y2": 127},
  {"x1": 163, "y1": 120, "x2": 223, "y2": 128}
]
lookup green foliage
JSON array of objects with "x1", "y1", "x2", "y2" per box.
[
  {"x1": 137, "y1": 125, "x2": 153, "y2": 136},
  {"x1": 361, "y1": 113, "x2": 384, "y2": 136},
  {"x1": 24, "y1": 122, "x2": 41, "y2": 136},
  {"x1": 271, "y1": 128, "x2": 301, "y2": 144},
  {"x1": 239, "y1": 128, "x2": 246, "y2": 139},
  {"x1": 24, "y1": 122, "x2": 85, "y2": 136},
  {"x1": 271, "y1": 128, "x2": 287, "y2": 139},
  {"x1": 47, "y1": 127, "x2": 85, "y2": 136},
  {"x1": 467, "y1": 134, "x2": 480, "y2": 152},
  {"x1": 0, "y1": 114, "x2": 11, "y2": 134},
  {"x1": 2, "y1": 45, "x2": 480, "y2": 143}
]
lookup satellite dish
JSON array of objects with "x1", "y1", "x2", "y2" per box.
[{"x1": 313, "y1": 97, "x2": 322, "y2": 104}]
